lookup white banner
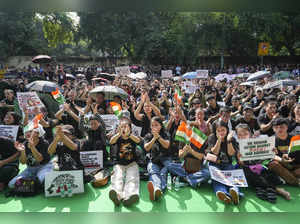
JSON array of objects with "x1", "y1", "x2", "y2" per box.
[
  {"x1": 45, "y1": 170, "x2": 84, "y2": 197},
  {"x1": 115, "y1": 66, "x2": 131, "y2": 76},
  {"x1": 17, "y1": 92, "x2": 45, "y2": 120},
  {"x1": 196, "y1": 70, "x2": 209, "y2": 79},
  {"x1": 238, "y1": 136, "x2": 275, "y2": 161},
  {"x1": 0, "y1": 125, "x2": 19, "y2": 141},
  {"x1": 161, "y1": 70, "x2": 173, "y2": 79},
  {"x1": 209, "y1": 166, "x2": 248, "y2": 187},
  {"x1": 80, "y1": 151, "x2": 103, "y2": 175}
]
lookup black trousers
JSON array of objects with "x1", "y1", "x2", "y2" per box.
[{"x1": 0, "y1": 165, "x2": 19, "y2": 183}]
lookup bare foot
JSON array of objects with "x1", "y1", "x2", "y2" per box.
[{"x1": 276, "y1": 187, "x2": 291, "y2": 200}]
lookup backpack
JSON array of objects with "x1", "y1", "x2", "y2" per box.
[{"x1": 5, "y1": 177, "x2": 41, "y2": 197}]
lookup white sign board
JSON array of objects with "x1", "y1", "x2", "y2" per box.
[
  {"x1": 17, "y1": 92, "x2": 45, "y2": 120},
  {"x1": 80, "y1": 151, "x2": 103, "y2": 175},
  {"x1": 45, "y1": 170, "x2": 84, "y2": 197},
  {"x1": 209, "y1": 166, "x2": 248, "y2": 187},
  {"x1": 0, "y1": 125, "x2": 19, "y2": 141},
  {"x1": 161, "y1": 70, "x2": 173, "y2": 79},
  {"x1": 100, "y1": 114, "x2": 119, "y2": 132},
  {"x1": 238, "y1": 136, "x2": 275, "y2": 161},
  {"x1": 115, "y1": 66, "x2": 131, "y2": 76},
  {"x1": 196, "y1": 70, "x2": 209, "y2": 79},
  {"x1": 132, "y1": 124, "x2": 142, "y2": 137}
]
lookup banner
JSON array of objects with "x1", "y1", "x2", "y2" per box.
[
  {"x1": 238, "y1": 136, "x2": 275, "y2": 161},
  {"x1": 209, "y1": 166, "x2": 248, "y2": 187},
  {"x1": 17, "y1": 92, "x2": 45, "y2": 120},
  {"x1": 161, "y1": 70, "x2": 173, "y2": 79},
  {"x1": 258, "y1": 42, "x2": 270, "y2": 56},
  {"x1": 45, "y1": 170, "x2": 84, "y2": 197},
  {"x1": 115, "y1": 66, "x2": 131, "y2": 76},
  {"x1": 0, "y1": 125, "x2": 19, "y2": 141},
  {"x1": 196, "y1": 70, "x2": 209, "y2": 79},
  {"x1": 80, "y1": 151, "x2": 103, "y2": 175}
]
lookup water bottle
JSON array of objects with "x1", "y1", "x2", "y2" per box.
[
  {"x1": 167, "y1": 173, "x2": 172, "y2": 190},
  {"x1": 174, "y1": 177, "x2": 180, "y2": 191}
]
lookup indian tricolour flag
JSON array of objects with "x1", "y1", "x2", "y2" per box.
[
  {"x1": 289, "y1": 135, "x2": 300, "y2": 153},
  {"x1": 23, "y1": 113, "x2": 43, "y2": 133},
  {"x1": 110, "y1": 102, "x2": 123, "y2": 119},
  {"x1": 51, "y1": 88, "x2": 65, "y2": 105},
  {"x1": 175, "y1": 121, "x2": 207, "y2": 149},
  {"x1": 174, "y1": 87, "x2": 182, "y2": 104}
]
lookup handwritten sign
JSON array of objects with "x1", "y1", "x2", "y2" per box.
[
  {"x1": 80, "y1": 151, "x2": 103, "y2": 175},
  {"x1": 0, "y1": 125, "x2": 19, "y2": 141},
  {"x1": 209, "y1": 166, "x2": 248, "y2": 187}
]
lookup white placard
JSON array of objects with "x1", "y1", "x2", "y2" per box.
[
  {"x1": 0, "y1": 125, "x2": 19, "y2": 141},
  {"x1": 115, "y1": 66, "x2": 131, "y2": 76},
  {"x1": 161, "y1": 70, "x2": 173, "y2": 79},
  {"x1": 17, "y1": 92, "x2": 45, "y2": 120},
  {"x1": 132, "y1": 124, "x2": 142, "y2": 137},
  {"x1": 45, "y1": 170, "x2": 84, "y2": 197},
  {"x1": 238, "y1": 136, "x2": 275, "y2": 161},
  {"x1": 100, "y1": 114, "x2": 119, "y2": 132},
  {"x1": 80, "y1": 151, "x2": 103, "y2": 175},
  {"x1": 196, "y1": 70, "x2": 209, "y2": 79},
  {"x1": 209, "y1": 166, "x2": 248, "y2": 187}
]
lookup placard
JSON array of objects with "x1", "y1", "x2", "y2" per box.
[
  {"x1": 161, "y1": 70, "x2": 173, "y2": 79},
  {"x1": 17, "y1": 92, "x2": 45, "y2": 120},
  {"x1": 0, "y1": 125, "x2": 19, "y2": 141},
  {"x1": 100, "y1": 114, "x2": 119, "y2": 132},
  {"x1": 238, "y1": 136, "x2": 275, "y2": 161},
  {"x1": 80, "y1": 151, "x2": 103, "y2": 175},
  {"x1": 132, "y1": 124, "x2": 142, "y2": 137},
  {"x1": 196, "y1": 70, "x2": 209, "y2": 79},
  {"x1": 45, "y1": 170, "x2": 84, "y2": 197},
  {"x1": 209, "y1": 166, "x2": 248, "y2": 187},
  {"x1": 115, "y1": 66, "x2": 131, "y2": 76}
]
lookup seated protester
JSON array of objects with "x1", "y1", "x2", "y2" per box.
[
  {"x1": 1, "y1": 111, "x2": 23, "y2": 141},
  {"x1": 250, "y1": 87, "x2": 265, "y2": 117},
  {"x1": 188, "y1": 98, "x2": 202, "y2": 121},
  {"x1": 211, "y1": 106, "x2": 235, "y2": 134},
  {"x1": 204, "y1": 94, "x2": 221, "y2": 124},
  {"x1": 288, "y1": 103, "x2": 300, "y2": 136},
  {"x1": 0, "y1": 137, "x2": 19, "y2": 192},
  {"x1": 230, "y1": 96, "x2": 243, "y2": 120},
  {"x1": 278, "y1": 94, "x2": 296, "y2": 118},
  {"x1": 109, "y1": 118, "x2": 141, "y2": 207},
  {"x1": 206, "y1": 120, "x2": 242, "y2": 205},
  {"x1": 189, "y1": 108, "x2": 211, "y2": 136},
  {"x1": 134, "y1": 92, "x2": 162, "y2": 138},
  {"x1": 236, "y1": 124, "x2": 290, "y2": 203},
  {"x1": 234, "y1": 106, "x2": 260, "y2": 137},
  {"x1": 8, "y1": 126, "x2": 53, "y2": 189},
  {"x1": 144, "y1": 116, "x2": 171, "y2": 201},
  {"x1": 257, "y1": 95, "x2": 278, "y2": 118},
  {"x1": 166, "y1": 106, "x2": 187, "y2": 161},
  {"x1": 268, "y1": 118, "x2": 300, "y2": 186},
  {"x1": 258, "y1": 101, "x2": 278, "y2": 136}
]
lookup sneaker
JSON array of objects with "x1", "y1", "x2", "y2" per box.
[
  {"x1": 147, "y1": 181, "x2": 155, "y2": 201},
  {"x1": 229, "y1": 188, "x2": 239, "y2": 205},
  {"x1": 123, "y1": 194, "x2": 139, "y2": 207},
  {"x1": 109, "y1": 189, "x2": 121, "y2": 206},
  {"x1": 216, "y1": 191, "x2": 231, "y2": 204},
  {"x1": 154, "y1": 188, "x2": 162, "y2": 201}
]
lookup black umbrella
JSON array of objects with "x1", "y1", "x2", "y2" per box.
[
  {"x1": 26, "y1": 81, "x2": 58, "y2": 93},
  {"x1": 32, "y1": 55, "x2": 52, "y2": 64}
]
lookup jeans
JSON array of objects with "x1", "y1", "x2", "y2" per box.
[
  {"x1": 209, "y1": 163, "x2": 243, "y2": 197},
  {"x1": 8, "y1": 162, "x2": 53, "y2": 189},
  {"x1": 167, "y1": 162, "x2": 210, "y2": 188},
  {"x1": 147, "y1": 157, "x2": 171, "y2": 191}
]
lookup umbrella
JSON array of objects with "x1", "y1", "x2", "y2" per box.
[
  {"x1": 272, "y1": 71, "x2": 292, "y2": 80},
  {"x1": 26, "y1": 81, "x2": 58, "y2": 93},
  {"x1": 240, "y1": 81, "x2": 257, "y2": 86},
  {"x1": 127, "y1": 72, "x2": 147, "y2": 80},
  {"x1": 263, "y1": 79, "x2": 299, "y2": 90},
  {"x1": 182, "y1": 72, "x2": 198, "y2": 79},
  {"x1": 66, "y1": 74, "x2": 76, "y2": 80},
  {"x1": 32, "y1": 55, "x2": 52, "y2": 64},
  {"x1": 247, "y1": 71, "x2": 271, "y2": 81},
  {"x1": 76, "y1": 74, "x2": 85, "y2": 78},
  {"x1": 215, "y1": 73, "x2": 229, "y2": 82},
  {"x1": 236, "y1": 73, "x2": 251, "y2": 79},
  {"x1": 97, "y1": 73, "x2": 116, "y2": 81},
  {"x1": 89, "y1": 85, "x2": 128, "y2": 101}
]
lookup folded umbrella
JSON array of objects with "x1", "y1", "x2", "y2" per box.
[{"x1": 263, "y1": 79, "x2": 299, "y2": 90}]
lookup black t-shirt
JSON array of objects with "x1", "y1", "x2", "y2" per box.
[
  {"x1": 278, "y1": 105, "x2": 293, "y2": 118},
  {"x1": 205, "y1": 104, "x2": 220, "y2": 121},
  {"x1": 258, "y1": 114, "x2": 274, "y2": 136},
  {"x1": 275, "y1": 135, "x2": 292, "y2": 157},
  {"x1": 144, "y1": 131, "x2": 171, "y2": 165},
  {"x1": 235, "y1": 117, "x2": 260, "y2": 133},
  {"x1": 56, "y1": 140, "x2": 84, "y2": 171},
  {"x1": 24, "y1": 138, "x2": 50, "y2": 167},
  {"x1": 250, "y1": 97, "x2": 264, "y2": 116},
  {"x1": 0, "y1": 138, "x2": 19, "y2": 167},
  {"x1": 140, "y1": 113, "x2": 152, "y2": 138},
  {"x1": 111, "y1": 138, "x2": 139, "y2": 166}
]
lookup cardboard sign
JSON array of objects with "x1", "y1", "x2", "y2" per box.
[
  {"x1": 209, "y1": 166, "x2": 248, "y2": 187},
  {"x1": 45, "y1": 170, "x2": 84, "y2": 197},
  {"x1": 161, "y1": 70, "x2": 173, "y2": 79},
  {"x1": 196, "y1": 70, "x2": 209, "y2": 79},
  {"x1": 80, "y1": 151, "x2": 103, "y2": 175},
  {"x1": 0, "y1": 125, "x2": 19, "y2": 141},
  {"x1": 238, "y1": 136, "x2": 275, "y2": 161},
  {"x1": 100, "y1": 114, "x2": 119, "y2": 132},
  {"x1": 115, "y1": 66, "x2": 131, "y2": 76},
  {"x1": 17, "y1": 92, "x2": 45, "y2": 121}
]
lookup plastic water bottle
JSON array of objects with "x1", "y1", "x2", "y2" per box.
[
  {"x1": 174, "y1": 177, "x2": 180, "y2": 191},
  {"x1": 167, "y1": 173, "x2": 172, "y2": 190}
]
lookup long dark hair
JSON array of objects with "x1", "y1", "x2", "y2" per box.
[
  {"x1": 151, "y1": 116, "x2": 166, "y2": 136},
  {"x1": 213, "y1": 120, "x2": 229, "y2": 137}
]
